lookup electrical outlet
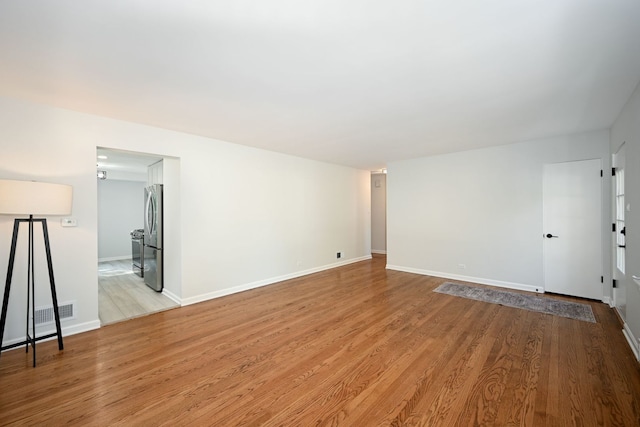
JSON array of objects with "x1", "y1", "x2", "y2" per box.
[
  {"x1": 458, "y1": 263, "x2": 466, "y2": 270},
  {"x1": 337, "y1": 252, "x2": 342, "y2": 259}
]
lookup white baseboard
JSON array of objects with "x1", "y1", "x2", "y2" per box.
[
  {"x1": 385, "y1": 264, "x2": 542, "y2": 294},
  {"x1": 63, "y1": 320, "x2": 102, "y2": 336},
  {"x1": 623, "y1": 322, "x2": 640, "y2": 361},
  {"x1": 98, "y1": 256, "x2": 131, "y2": 262},
  {"x1": 162, "y1": 288, "x2": 182, "y2": 305},
  {"x1": 1, "y1": 320, "x2": 101, "y2": 352},
  {"x1": 371, "y1": 250, "x2": 387, "y2": 254},
  {"x1": 182, "y1": 255, "x2": 372, "y2": 306},
  {"x1": 602, "y1": 296, "x2": 612, "y2": 306}
]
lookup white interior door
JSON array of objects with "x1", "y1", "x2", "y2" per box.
[{"x1": 543, "y1": 159, "x2": 602, "y2": 300}]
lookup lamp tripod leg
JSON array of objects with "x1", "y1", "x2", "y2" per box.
[
  {"x1": 0, "y1": 220, "x2": 21, "y2": 362},
  {"x1": 29, "y1": 217, "x2": 36, "y2": 366},
  {"x1": 42, "y1": 219, "x2": 64, "y2": 351}
]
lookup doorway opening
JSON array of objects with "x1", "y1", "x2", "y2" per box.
[{"x1": 96, "y1": 147, "x2": 180, "y2": 325}]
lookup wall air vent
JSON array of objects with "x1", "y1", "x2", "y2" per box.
[{"x1": 34, "y1": 302, "x2": 75, "y2": 326}]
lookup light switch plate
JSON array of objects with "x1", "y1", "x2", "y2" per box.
[{"x1": 61, "y1": 218, "x2": 77, "y2": 227}]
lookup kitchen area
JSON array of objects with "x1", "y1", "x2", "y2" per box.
[{"x1": 97, "y1": 148, "x2": 178, "y2": 325}]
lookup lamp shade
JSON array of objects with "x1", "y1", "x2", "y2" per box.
[{"x1": 0, "y1": 179, "x2": 73, "y2": 215}]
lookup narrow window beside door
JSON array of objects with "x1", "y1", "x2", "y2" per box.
[{"x1": 616, "y1": 169, "x2": 625, "y2": 274}]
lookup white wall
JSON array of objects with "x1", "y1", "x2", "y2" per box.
[
  {"x1": 97, "y1": 179, "x2": 146, "y2": 260},
  {"x1": 371, "y1": 173, "x2": 387, "y2": 253},
  {"x1": 0, "y1": 96, "x2": 371, "y2": 345},
  {"x1": 611, "y1": 81, "x2": 640, "y2": 359},
  {"x1": 387, "y1": 130, "x2": 611, "y2": 295},
  {"x1": 162, "y1": 157, "x2": 181, "y2": 301}
]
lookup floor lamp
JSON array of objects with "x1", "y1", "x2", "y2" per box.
[{"x1": 0, "y1": 179, "x2": 73, "y2": 367}]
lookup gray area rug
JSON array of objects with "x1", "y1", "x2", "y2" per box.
[{"x1": 434, "y1": 282, "x2": 596, "y2": 323}]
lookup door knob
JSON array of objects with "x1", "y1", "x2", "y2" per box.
[{"x1": 545, "y1": 233, "x2": 559, "y2": 238}]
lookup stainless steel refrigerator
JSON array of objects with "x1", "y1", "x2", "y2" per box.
[{"x1": 143, "y1": 184, "x2": 163, "y2": 291}]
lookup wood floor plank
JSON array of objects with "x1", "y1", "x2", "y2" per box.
[
  {"x1": 2, "y1": 255, "x2": 640, "y2": 426},
  {"x1": 401, "y1": 303, "x2": 504, "y2": 426},
  {"x1": 494, "y1": 310, "x2": 544, "y2": 426},
  {"x1": 450, "y1": 306, "x2": 529, "y2": 426}
]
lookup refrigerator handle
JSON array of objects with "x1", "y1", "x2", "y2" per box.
[{"x1": 145, "y1": 190, "x2": 154, "y2": 236}]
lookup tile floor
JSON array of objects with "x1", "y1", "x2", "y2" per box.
[{"x1": 98, "y1": 259, "x2": 179, "y2": 325}]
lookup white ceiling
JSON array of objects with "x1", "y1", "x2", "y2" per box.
[
  {"x1": 1, "y1": 1, "x2": 640, "y2": 171},
  {"x1": 96, "y1": 147, "x2": 162, "y2": 178}
]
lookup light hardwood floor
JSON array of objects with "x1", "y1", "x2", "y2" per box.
[
  {"x1": 98, "y1": 259, "x2": 178, "y2": 325},
  {"x1": 1, "y1": 255, "x2": 640, "y2": 425}
]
